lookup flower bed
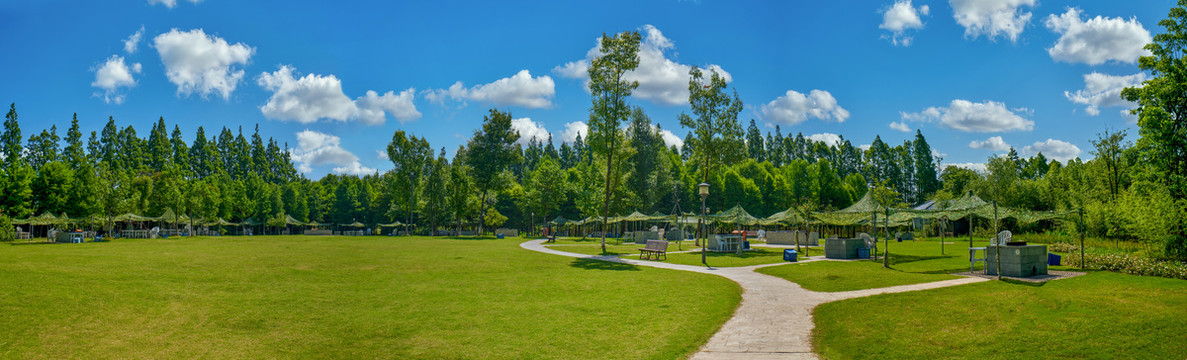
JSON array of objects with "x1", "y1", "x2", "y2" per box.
[
  {"x1": 1072, "y1": 252, "x2": 1187, "y2": 280},
  {"x1": 1047, "y1": 242, "x2": 1080, "y2": 253}
]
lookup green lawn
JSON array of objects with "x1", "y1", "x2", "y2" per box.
[
  {"x1": 756, "y1": 260, "x2": 959, "y2": 292},
  {"x1": 546, "y1": 240, "x2": 823, "y2": 268},
  {"x1": 0, "y1": 235, "x2": 741, "y2": 359},
  {"x1": 813, "y1": 271, "x2": 1187, "y2": 359},
  {"x1": 650, "y1": 247, "x2": 823, "y2": 267},
  {"x1": 757, "y1": 239, "x2": 974, "y2": 292}
]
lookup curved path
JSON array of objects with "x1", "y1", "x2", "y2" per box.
[{"x1": 522, "y1": 240, "x2": 987, "y2": 359}]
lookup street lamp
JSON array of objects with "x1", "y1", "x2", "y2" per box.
[
  {"x1": 698, "y1": 182, "x2": 710, "y2": 266},
  {"x1": 531, "y1": 212, "x2": 535, "y2": 237}
]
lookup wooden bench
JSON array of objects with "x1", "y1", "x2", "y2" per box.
[
  {"x1": 638, "y1": 240, "x2": 669, "y2": 261},
  {"x1": 546, "y1": 235, "x2": 556, "y2": 243}
]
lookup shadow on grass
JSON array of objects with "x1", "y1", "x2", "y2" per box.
[
  {"x1": 440, "y1": 236, "x2": 500, "y2": 241},
  {"x1": 569, "y1": 258, "x2": 641, "y2": 271},
  {"x1": 7, "y1": 241, "x2": 58, "y2": 246},
  {"x1": 885, "y1": 254, "x2": 952, "y2": 264}
]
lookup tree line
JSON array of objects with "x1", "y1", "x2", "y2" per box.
[{"x1": 4, "y1": 1, "x2": 1187, "y2": 262}]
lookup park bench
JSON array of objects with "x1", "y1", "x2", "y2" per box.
[{"x1": 638, "y1": 240, "x2": 669, "y2": 261}]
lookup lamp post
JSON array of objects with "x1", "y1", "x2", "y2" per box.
[
  {"x1": 699, "y1": 183, "x2": 710, "y2": 266},
  {"x1": 531, "y1": 212, "x2": 535, "y2": 237}
]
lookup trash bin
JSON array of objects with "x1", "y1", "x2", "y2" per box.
[
  {"x1": 857, "y1": 247, "x2": 871, "y2": 259},
  {"x1": 783, "y1": 249, "x2": 797, "y2": 262},
  {"x1": 496, "y1": 234, "x2": 505, "y2": 239},
  {"x1": 742, "y1": 240, "x2": 750, "y2": 250},
  {"x1": 1048, "y1": 253, "x2": 1061, "y2": 266}
]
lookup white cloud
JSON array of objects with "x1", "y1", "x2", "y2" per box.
[
  {"x1": 1120, "y1": 109, "x2": 1138, "y2": 124},
  {"x1": 148, "y1": 0, "x2": 201, "y2": 8},
  {"x1": 510, "y1": 117, "x2": 551, "y2": 146},
  {"x1": 124, "y1": 26, "x2": 145, "y2": 54},
  {"x1": 1045, "y1": 8, "x2": 1152, "y2": 65},
  {"x1": 652, "y1": 126, "x2": 684, "y2": 148},
  {"x1": 258, "y1": 66, "x2": 419, "y2": 125},
  {"x1": 889, "y1": 121, "x2": 912, "y2": 132},
  {"x1": 258, "y1": 66, "x2": 356, "y2": 123},
  {"x1": 949, "y1": 162, "x2": 988, "y2": 173},
  {"x1": 807, "y1": 133, "x2": 842, "y2": 147},
  {"x1": 426, "y1": 70, "x2": 554, "y2": 108},
  {"x1": 153, "y1": 28, "x2": 254, "y2": 100},
  {"x1": 1022, "y1": 139, "x2": 1081, "y2": 162},
  {"x1": 289, "y1": 130, "x2": 375, "y2": 175},
  {"x1": 1064, "y1": 72, "x2": 1146, "y2": 116},
  {"x1": 761, "y1": 89, "x2": 850, "y2": 126},
  {"x1": 968, "y1": 136, "x2": 1011, "y2": 151},
  {"x1": 949, "y1": 0, "x2": 1037, "y2": 42},
  {"x1": 356, "y1": 89, "x2": 421, "y2": 125},
  {"x1": 91, "y1": 55, "x2": 142, "y2": 104},
  {"x1": 859, "y1": 144, "x2": 872, "y2": 151},
  {"x1": 901, "y1": 99, "x2": 1034, "y2": 132},
  {"x1": 559, "y1": 121, "x2": 588, "y2": 144},
  {"x1": 376, "y1": 150, "x2": 389, "y2": 161},
  {"x1": 552, "y1": 24, "x2": 732, "y2": 106},
  {"x1": 881, "y1": 0, "x2": 929, "y2": 46}
]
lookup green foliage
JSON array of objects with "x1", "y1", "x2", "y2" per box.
[
  {"x1": 464, "y1": 109, "x2": 521, "y2": 234},
  {"x1": 679, "y1": 66, "x2": 745, "y2": 184},
  {"x1": 0, "y1": 212, "x2": 12, "y2": 242},
  {"x1": 31, "y1": 161, "x2": 73, "y2": 216},
  {"x1": 2, "y1": 103, "x2": 22, "y2": 167}
]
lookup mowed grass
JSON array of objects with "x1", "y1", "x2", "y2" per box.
[
  {"x1": 545, "y1": 239, "x2": 824, "y2": 268},
  {"x1": 813, "y1": 271, "x2": 1187, "y2": 359},
  {"x1": 0, "y1": 236, "x2": 741, "y2": 359},
  {"x1": 757, "y1": 239, "x2": 972, "y2": 292},
  {"x1": 757, "y1": 260, "x2": 959, "y2": 292}
]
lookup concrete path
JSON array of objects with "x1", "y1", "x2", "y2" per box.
[{"x1": 524, "y1": 240, "x2": 987, "y2": 359}]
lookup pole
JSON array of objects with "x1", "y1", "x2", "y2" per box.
[
  {"x1": 883, "y1": 207, "x2": 890, "y2": 268},
  {"x1": 701, "y1": 196, "x2": 707, "y2": 266},
  {"x1": 1079, "y1": 207, "x2": 1085, "y2": 269},
  {"x1": 994, "y1": 201, "x2": 1000, "y2": 280}
]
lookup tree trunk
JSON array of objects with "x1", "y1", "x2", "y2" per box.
[
  {"x1": 477, "y1": 191, "x2": 488, "y2": 236},
  {"x1": 600, "y1": 150, "x2": 614, "y2": 254}
]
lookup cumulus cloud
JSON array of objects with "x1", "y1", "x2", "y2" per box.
[
  {"x1": 1023, "y1": 139, "x2": 1081, "y2": 162},
  {"x1": 148, "y1": 0, "x2": 201, "y2": 8},
  {"x1": 658, "y1": 127, "x2": 684, "y2": 148},
  {"x1": 356, "y1": 89, "x2": 421, "y2": 125},
  {"x1": 258, "y1": 66, "x2": 420, "y2": 125},
  {"x1": 761, "y1": 90, "x2": 850, "y2": 126},
  {"x1": 969, "y1": 136, "x2": 1011, "y2": 151},
  {"x1": 426, "y1": 70, "x2": 554, "y2": 108},
  {"x1": 1064, "y1": 72, "x2": 1145, "y2": 116},
  {"x1": 376, "y1": 150, "x2": 389, "y2": 161},
  {"x1": 124, "y1": 26, "x2": 145, "y2": 53},
  {"x1": 948, "y1": 162, "x2": 988, "y2": 172},
  {"x1": 889, "y1": 121, "x2": 912, "y2": 132},
  {"x1": 901, "y1": 99, "x2": 1034, "y2": 132},
  {"x1": 289, "y1": 130, "x2": 375, "y2": 175},
  {"x1": 880, "y1": 0, "x2": 929, "y2": 46},
  {"x1": 807, "y1": 133, "x2": 843, "y2": 147},
  {"x1": 91, "y1": 55, "x2": 142, "y2": 104},
  {"x1": 559, "y1": 121, "x2": 588, "y2": 144},
  {"x1": 258, "y1": 66, "x2": 356, "y2": 123},
  {"x1": 949, "y1": 0, "x2": 1036, "y2": 42},
  {"x1": 153, "y1": 28, "x2": 254, "y2": 100},
  {"x1": 1045, "y1": 8, "x2": 1152, "y2": 65},
  {"x1": 552, "y1": 24, "x2": 732, "y2": 106},
  {"x1": 510, "y1": 117, "x2": 551, "y2": 146}
]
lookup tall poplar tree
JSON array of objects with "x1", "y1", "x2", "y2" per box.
[{"x1": 586, "y1": 30, "x2": 641, "y2": 253}]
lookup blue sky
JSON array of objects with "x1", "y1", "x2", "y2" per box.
[{"x1": 0, "y1": 0, "x2": 1171, "y2": 177}]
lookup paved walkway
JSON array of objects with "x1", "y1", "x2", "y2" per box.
[{"x1": 524, "y1": 240, "x2": 988, "y2": 359}]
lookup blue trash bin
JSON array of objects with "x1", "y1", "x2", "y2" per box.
[
  {"x1": 783, "y1": 249, "x2": 798, "y2": 262},
  {"x1": 496, "y1": 234, "x2": 505, "y2": 239},
  {"x1": 857, "y1": 247, "x2": 871, "y2": 259},
  {"x1": 742, "y1": 240, "x2": 750, "y2": 250},
  {"x1": 1048, "y1": 253, "x2": 1061, "y2": 266}
]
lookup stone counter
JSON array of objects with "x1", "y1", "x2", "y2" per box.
[
  {"x1": 825, "y1": 238, "x2": 865, "y2": 259},
  {"x1": 986, "y1": 244, "x2": 1048, "y2": 277}
]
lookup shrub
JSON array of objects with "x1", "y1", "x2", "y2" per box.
[
  {"x1": 0, "y1": 213, "x2": 12, "y2": 242},
  {"x1": 1047, "y1": 242, "x2": 1080, "y2": 253},
  {"x1": 1165, "y1": 235, "x2": 1187, "y2": 261},
  {"x1": 1075, "y1": 252, "x2": 1187, "y2": 280}
]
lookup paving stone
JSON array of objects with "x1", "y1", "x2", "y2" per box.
[{"x1": 523, "y1": 239, "x2": 988, "y2": 359}]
